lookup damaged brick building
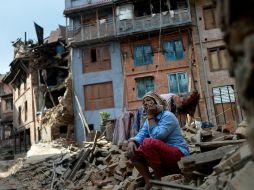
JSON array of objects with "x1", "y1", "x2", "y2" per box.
[{"x1": 3, "y1": 26, "x2": 73, "y2": 152}]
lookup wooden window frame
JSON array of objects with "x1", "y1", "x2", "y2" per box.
[
  {"x1": 82, "y1": 45, "x2": 111, "y2": 73},
  {"x1": 84, "y1": 81, "x2": 114, "y2": 110},
  {"x1": 203, "y1": 5, "x2": 217, "y2": 30},
  {"x1": 208, "y1": 47, "x2": 228, "y2": 72}
]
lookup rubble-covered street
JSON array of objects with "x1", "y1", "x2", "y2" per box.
[
  {"x1": 0, "y1": 119, "x2": 251, "y2": 190},
  {"x1": 1, "y1": 0, "x2": 254, "y2": 190}
]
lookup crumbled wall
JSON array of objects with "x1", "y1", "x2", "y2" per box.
[{"x1": 41, "y1": 75, "x2": 73, "y2": 141}]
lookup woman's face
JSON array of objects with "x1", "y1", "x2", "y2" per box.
[{"x1": 143, "y1": 97, "x2": 156, "y2": 111}]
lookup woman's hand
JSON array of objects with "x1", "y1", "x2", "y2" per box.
[{"x1": 127, "y1": 141, "x2": 137, "y2": 158}]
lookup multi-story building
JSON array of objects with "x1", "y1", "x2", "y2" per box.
[
  {"x1": 65, "y1": 0, "x2": 242, "y2": 142},
  {"x1": 64, "y1": 0, "x2": 200, "y2": 141},
  {"x1": 0, "y1": 74, "x2": 13, "y2": 148},
  {"x1": 3, "y1": 47, "x2": 38, "y2": 153},
  {"x1": 64, "y1": 0, "x2": 124, "y2": 142},
  {"x1": 192, "y1": 0, "x2": 243, "y2": 125}
]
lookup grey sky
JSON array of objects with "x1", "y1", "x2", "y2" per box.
[{"x1": 0, "y1": 0, "x2": 65, "y2": 74}]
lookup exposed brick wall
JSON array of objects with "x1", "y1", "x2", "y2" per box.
[{"x1": 121, "y1": 32, "x2": 195, "y2": 111}]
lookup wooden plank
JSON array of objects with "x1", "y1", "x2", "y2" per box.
[
  {"x1": 150, "y1": 180, "x2": 201, "y2": 190},
  {"x1": 198, "y1": 139, "x2": 246, "y2": 148},
  {"x1": 74, "y1": 91, "x2": 90, "y2": 133},
  {"x1": 67, "y1": 148, "x2": 91, "y2": 181}
]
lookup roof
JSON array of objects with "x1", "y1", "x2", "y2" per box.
[
  {"x1": 3, "y1": 57, "x2": 29, "y2": 86},
  {"x1": 47, "y1": 25, "x2": 66, "y2": 44}
]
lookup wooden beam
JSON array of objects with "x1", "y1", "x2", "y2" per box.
[{"x1": 150, "y1": 180, "x2": 201, "y2": 190}]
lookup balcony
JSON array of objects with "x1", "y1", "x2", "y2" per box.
[
  {"x1": 66, "y1": 8, "x2": 191, "y2": 43},
  {"x1": 64, "y1": 0, "x2": 113, "y2": 14},
  {"x1": 116, "y1": 9, "x2": 191, "y2": 36},
  {"x1": 67, "y1": 21, "x2": 115, "y2": 43}
]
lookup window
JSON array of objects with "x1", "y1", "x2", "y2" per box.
[
  {"x1": 212, "y1": 85, "x2": 237, "y2": 125},
  {"x1": 25, "y1": 101, "x2": 28, "y2": 121},
  {"x1": 5, "y1": 99, "x2": 13, "y2": 111},
  {"x1": 136, "y1": 76, "x2": 155, "y2": 99},
  {"x1": 24, "y1": 79, "x2": 27, "y2": 90},
  {"x1": 84, "y1": 82, "x2": 114, "y2": 110},
  {"x1": 203, "y1": 6, "x2": 217, "y2": 30},
  {"x1": 209, "y1": 47, "x2": 228, "y2": 71},
  {"x1": 17, "y1": 85, "x2": 20, "y2": 97},
  {"x1": 134, "y1": 44, "x2": 153, "y2": 66},
  {"x1": 168, "y1": 72, "x2": 188, "y2": 94},
  {"x1": 83, "y1": 46, "x2": 111, "y2": 73},
  {"x1": 18, "y1": 106, "x2": 21, "y2": 125},
  {"x1": 213, "y1": 86, "x2": 235, "y2": 104},
  {"x1": 163, "y1": 39, "x2": 184, "y2": 62},
  {"x1": 91, "y1": 49, "x2": 97, "y2": 62}
]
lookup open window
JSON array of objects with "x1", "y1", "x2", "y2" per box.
[{"x1": 133, "y1": 0, "x2": 188, "y2": 17}]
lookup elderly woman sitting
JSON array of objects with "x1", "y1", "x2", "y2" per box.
[{"x1": 127, "y1": 91, "x2": 189, "y2": 189}]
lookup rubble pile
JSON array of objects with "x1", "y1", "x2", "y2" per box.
[
  {"x1": 1, "y1": 120, "x2": 251, "y2": 190},
  {"x1": 41, "y1": 75, "x2": 74, "y2": 139}
]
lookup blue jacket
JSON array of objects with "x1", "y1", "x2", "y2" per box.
[{"x1": 130, "y1": 111, "x2": 189, "y2": 156}]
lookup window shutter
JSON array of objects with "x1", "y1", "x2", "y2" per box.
[
  {"x1": 210, "y1": 50, "x2": 219, "y2": 70},
  {"x1": 83, "y1": 48, "x2": 91, "y2": 64},
  {"x1": 169, "y1": 74, "x2": 178, "y2": 93},
  {"x1": 178, "y1": 73, "x2": 188, "y2": 93},
  {"x1": 163, "y1": 41, "x2": 176, "y2": 61},
  {"x1": 143, "y1": 45, "x2": 153, "y2": 64},
  {"x1": 97, "y1": 48, "x2": 101, "y2": 64},
  {"x1": 203, "y1": 7, "x2": 216, "y2": 30},
  {"x1": 134, "y1": 46, "x2": 143, "y2": 66},
  {"x1": 175, "y1": 40, "x2": 184, "y2": 60},
  {"x1": 136, "y1": 77, "x2": 154, "y2": 98},
  {"x1": 101, "y1": 46, "x2": 111, "y2": 61},
  {"x1": 220, "y1": 49, "x2": 228, "y2": 69},
  {"x1": 84, "y1": 82, "x2": 114, "y2": 110}
]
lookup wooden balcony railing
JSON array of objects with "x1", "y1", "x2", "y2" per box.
[
  {"x1": 116, "y1": 9, "x2": 191, "y2": 35},
  {"x1": 67, "y1": 8, "x2": 191, "y2": 43},
  {"x1": 67, "y1": 21, "x2": 115, "y2": 42}
]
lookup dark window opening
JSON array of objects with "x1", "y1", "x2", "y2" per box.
[
  {"x1": 40, "y1": 68, "x2": 68, "y2": 86},
  {"x1": 6, "y1": 99, "x2": 13, "y2": 111},
  {"x1": 25, "y1": 101, "x2": 28, "y2": 121},
  {"x1": 88, "y1": 124, "x2": 94, "y2": 131},
  {"x1": 24, "y1": 79, "x2": 27, "y2": 90},
  {"x1": 18, "y1": 106, "x2": 21, "y2": 125},
  {"x1": 134, "y1": 0, "x2": 151, "y2": 17},
  {"x1": 17, "y1": 85, "x2": 20, "y2": 97},
  {"x1": 152, "y1": 0, "x2": 169, "y2": 13},
  {"x1": 45, "y1": 87, "x2": 66, "y2": 109},
  {"x1": 25, "y1": 129, "x2": 31, "y2": 147},
  {"x1": 60, "y1": 126, "x2": 68, "y2": 134},
  {"x1": 134, "y1": 0, "x2": 188, "y2": 17},
  {"x1": 91, "y1": 49, "x2": 97, "y2": 63}
]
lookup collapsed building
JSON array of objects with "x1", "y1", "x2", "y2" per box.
[{"x1": 2, "y1": 26, "x2": 73, "y2": 153}]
